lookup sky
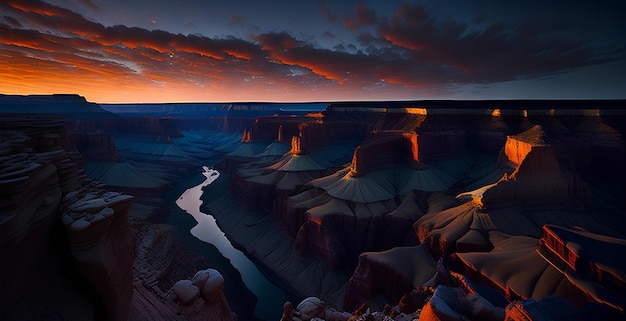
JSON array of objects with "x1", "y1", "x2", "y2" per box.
[{"x1": 1, "y1": 0, "x2": 625, "y2": 103}]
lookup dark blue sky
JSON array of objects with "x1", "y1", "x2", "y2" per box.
[{"x1": 1, "y1": 0, "x2": 624, "y2": 102}]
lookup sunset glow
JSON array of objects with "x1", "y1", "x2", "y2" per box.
[{"x1": 1, "y1": 0, "x2": 625, "y2": 103}]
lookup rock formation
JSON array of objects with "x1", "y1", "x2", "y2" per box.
[
  {"x1": 165, "y1": 269, "x2": 235, "y2": 321},
  {"x1": 0, "y1": 116, "x2": 134, "y2": 320},
  {"x1": 280, "y1": 297, "x2": 352, "y2": 321},
  {"x1": 480, "y1": 125, "x2": 590, "y2": 207},
  {"x1": 288, "y1": 130, "x2": 457, "y2": 269},
  {"x1": 343, "y1": 245, "x2": 436, "y2": 311},
  {"x1": 538, "y1": 224, "x2": 626, "y2": 310}
]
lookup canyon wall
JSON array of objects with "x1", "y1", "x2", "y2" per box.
[{"x1": 0, "y1": 116, "x2": 134, "y2": 320}]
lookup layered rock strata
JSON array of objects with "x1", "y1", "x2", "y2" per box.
[
  {"x1": 289, "y1": 131, "x2": 457, "y2": 269},
  {"x1": 0, "y1": 116, "x2": 134, "y2": 321}
]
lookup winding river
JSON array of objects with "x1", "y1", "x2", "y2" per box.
[{"x1": 176, "y1": 166, "x2": 287, "y2": 321}]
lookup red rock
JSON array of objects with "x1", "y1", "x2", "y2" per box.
[
  {"x1": 539, "y1": 224, "x2": 626, "y2": 306},
  {"x1": 504, "y1": 296, "x2": 576, "y2": 321},
  {"x1": 349, "y1": 131, "x2": 422, "y2": 176},
  {"x1": 481, "y1": 125, "x2": 590, "y2": 206}
]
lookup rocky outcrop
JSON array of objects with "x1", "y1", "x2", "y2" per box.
[
  {"x1": 343, "y1": 246, "x2": 436, "y2": 311},
  {"x1": 349, "y1": 131, "x2": 421, "y2": 176},
  {"x1": 419, "y1": 275, "x2": 506, "y2": 321},
  {"x1": 61, "y1": 186, "x2": 135, "y2": 321},
  {"x1": 166, "y1": 269, "x2": 236, "y2": 321},
  {"x1": 158, "y1": 102, "x2": 626, "y2": 321},
  {"x1": 280, "y1": 297, "x2": 351, "y2": 321},
  {"x1": 539, "y1": 224, "x2": 626, "y2": 310},
  {"x1": 289, "y1": 132, "x2": 458, "y2": 268},
  {"x1": 481, "y1": 125, "x2": 590, "y2": 207},
  {"x1": 0, "y1": 116, "x2": 134, "y2": 321}
]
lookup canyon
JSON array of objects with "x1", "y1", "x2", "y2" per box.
[{"x1": 1, "y1": 95, "x2": 625, "y2": 321}]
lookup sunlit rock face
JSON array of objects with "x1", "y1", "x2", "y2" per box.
[
  {"x1": 0, "y1": 116, "x2": 134, "y2": 321},
  {"x1": 349, "y1": 131, "x2": 422, "y2": 176},
  {"x1": 480, "y1": 124, "x2": 591, "y2": 207},
  {"x1": 538, "y1": 225, "x2": 626, "y2": 310}
]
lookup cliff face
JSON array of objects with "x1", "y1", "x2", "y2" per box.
[
  {"x1": 72, "y1": 131, "x2": 124, "y2": 162},
  {"x1": 287, "y1": 129, "x2": 460, "y2": 269},
  {"x1": 349, "y1": 131, "x2": 421, "y2": 176},
  {"x1": 211, "y1": 105, "x2": 626, "y2": 321},
  {"x1": 0, "y1": 116, "x2": 135, "y2": 320},
  {"x1": 482, "y1": 125, "x2": 590, "y2": 206}
]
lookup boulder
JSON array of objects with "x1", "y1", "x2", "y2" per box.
[
  {"x1": 172, "y1": 280, "x2": 200, "y2": 305},
  {"x1": 201, "y1": 269, "x2": 225, "y2": 301}
]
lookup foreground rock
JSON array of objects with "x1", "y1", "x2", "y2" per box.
[
  {"x1": 0, "y1": 116, "x2": 134, "y2": 320},
  {"x1": 130, "y1": 218, "x2": 239, "y2": 321},
  {"x1": 165, "y1": 269, "x2": 235, "y2": 321}
]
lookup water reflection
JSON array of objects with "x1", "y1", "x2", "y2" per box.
[{"x1": 176, "y1": 166, "x2": 286, "y2": 321}]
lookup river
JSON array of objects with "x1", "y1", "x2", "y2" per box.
[{"x1": 175, "y1": 166, "x2": 287, "y2": 321}]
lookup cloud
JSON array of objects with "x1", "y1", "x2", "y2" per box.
[
  {"x1": 342, "y1": 2, "x2": 378, "y2": 31},
  {"x1": 228, "y1": 15, "x2": 248, "y2": 27},
  {"x1": 318, "y1": 0, "x2": 338, "y2": 23},
  {"x1": 374, "y1": 4, "x2": 620, "y2": 84},
  {"x1": 353, "y1": 2, "x2": 377, "y2": 26},
  {"x1": 77, "y1": 0, "x2": 99, "y2": 12},
  {"x1": 2, "y1": 15, "x2": 22, "y2": 27},
  {"x1": 0, "y1": 0, "x2": 623, "y2": 102}
]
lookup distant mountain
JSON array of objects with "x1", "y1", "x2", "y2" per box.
[
  {"x1": 0, "y1": 94, "x2": 112, "y2": 118},
  {"x1": 100, "y1": 102, "x2": 326, "y2": 117}
]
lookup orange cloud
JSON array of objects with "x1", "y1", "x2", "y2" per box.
[{"x1": 2, "y1": 0, "x2": 617, "y2": 103}]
